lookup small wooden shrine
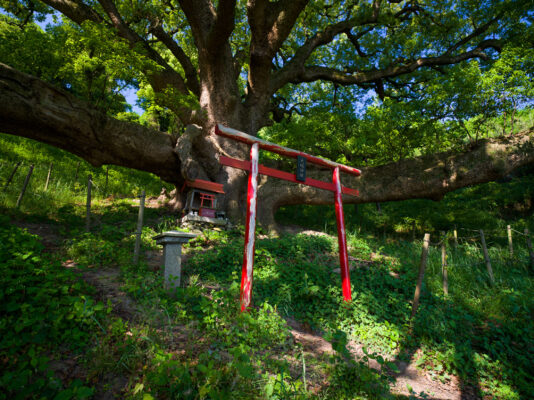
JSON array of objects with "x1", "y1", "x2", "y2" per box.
[{"x1": 181, "y1": 179, "x2": 227, "y2": 225}]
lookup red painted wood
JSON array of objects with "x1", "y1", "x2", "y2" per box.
[
  {"x1": 199, "y1": 193, "x2": 216, "y2": 209},
  {"x1": 240, "y1": 143, "x2": 259, "y2": 311},
  {"x1": 333, "y1": 167, "x2": 352, "y2": 302},
  {"x1": 216, "y1": 124, "x2": 361, "y2": 176},
  {"x1": 199, "y1": 208, "x2": 216, "y2": 218},
  {"x1": 185, "y1": 179, "x2": 225, "y2": 194},
  {"x1": 219, "y1": 156, "x2": 359, "y2": 197}
]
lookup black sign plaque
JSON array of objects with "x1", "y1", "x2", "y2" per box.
[{"x1": 296, "y1": 156, "x2": 306, "y2": 182}]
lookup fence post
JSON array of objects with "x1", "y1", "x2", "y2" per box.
[
  {"x1": 16, "y1": 164, "x2": 34, "y2": 208},
  {"x1": 44, "y1": 162, "x2": 53, "y2": 191},
  {"x1": 411, "y1": 233, "x2": 431, "y2": 320},
  {"x1": 74, "y1": 161, "x2": 81, "y2": 185},
  {"x1": 104, "y1": 166, "x2": 109, "y2": 197},
  {"x1": 525, "y1": 228, "x2": 534, "y2": 268},
  {"x1": 441, "y1": 231, "x2": 448, "y2": 296},
  {"x1": 3, "y1": 161, "x2": 21, "y2": 191},
  {"x1": 453, "y1": 226, "x2": 458, "y2": 248},
  {"x1": 479, "y1": 230, "x2": 495, "y2": 285},
  {"x1": 507, "y1": 225, "x2": 513, "y2": 257},
  {"x1": 85, "y1": 174, "x2": 92, "y2": 232},
  {"x1": 133, "y1": 190, "x2": 146, "y2": 264}
]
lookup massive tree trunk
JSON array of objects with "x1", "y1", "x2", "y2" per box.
[{"x1": 2, "y1": 62, "x2": 533, "y2": 230}]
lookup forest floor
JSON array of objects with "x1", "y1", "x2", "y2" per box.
[{"x1": 14, "y1": 219, "x2": 479, "y2": 400}]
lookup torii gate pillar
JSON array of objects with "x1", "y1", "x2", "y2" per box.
[{"x1": 215, "y1": 124, "x2": 360, "y2": 311}]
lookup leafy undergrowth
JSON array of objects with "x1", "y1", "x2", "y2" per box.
[
  {"x1": 185, "y1": 229, "x2": 534, "y2": 399},
  {"x1": 0, "y1": 215, "x2": 103, "y2": 399},
  {"x1": 1, "y1": 204, "x2": 398, "y2": 399},
  {"x1": 2, "y1": 199, "x2": 534, "y2": 399}
]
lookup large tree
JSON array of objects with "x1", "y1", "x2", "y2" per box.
[{"x1": 1, "y1": 0, "x2": 533, "y2": 228}]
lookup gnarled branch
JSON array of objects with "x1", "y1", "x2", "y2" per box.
[
  {"x1": 276, "y1": 39, "x2": 501, "y2": 89},
  {"x1": 257, "y1": 129, "x2": 534, "y2": 229},
  {"x1": 0, "y1": 63, "x2": 182, "y2": 183},
  {"x1": 149, "y1": 20, "x2": 200, "y2": 96},
  {"x1": 206, "y1": 0, "x2": 237, "y2": 56}
]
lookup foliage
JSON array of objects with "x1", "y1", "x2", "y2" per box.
[
  {"x1": 185, "y1": 222, "x2": 534, "y2": 398},
  {"x1": 1, "y1": 132, "x2": 533, "y2": 399},
  {"x1": 276, "y1": 167, "x2": 534, "y2": 238},
  {"x1": 0, "y1": 132, "x2": 171, "y2": 217},
  {"x1": 0, "y1": 216, "x2": 104, "y2": 398}
]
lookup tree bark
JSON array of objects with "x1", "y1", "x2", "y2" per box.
[
  {"x1": 256, "y1": 130, "x2": 534, "y2": 229},
  {"x1": 0, "y1": 63, "x2": 182, "y2": 184},
  {"x1": 1, "y1": 62, "x2": 533, "y2": 230}
]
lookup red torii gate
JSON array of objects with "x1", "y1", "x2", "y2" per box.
[{"x1": 215, "y1": 124, "x2": 361, "y2": 311}]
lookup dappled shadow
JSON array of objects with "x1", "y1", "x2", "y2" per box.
[{"x1": 186, "y1": 232, "x2": 534, "y2": 399}]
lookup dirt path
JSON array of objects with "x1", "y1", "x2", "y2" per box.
[
  {"x1": 18, "y1": 221, "x2": 479, "y2": 399},
  {"x1": 287, "y1": 315, "x2": 478, "y2": 400}
]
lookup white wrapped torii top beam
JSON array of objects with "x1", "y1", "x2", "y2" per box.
[{"x1": 215, "y1": 124, "x2": 361, "y2": 176}]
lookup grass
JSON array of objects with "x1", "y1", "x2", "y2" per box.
[
  {"x1": 1, "y1": 134, "x2": 534, "y2": 399},
  {"x1": 0, "y1": 133, "x2": 171, "y2": 216}
]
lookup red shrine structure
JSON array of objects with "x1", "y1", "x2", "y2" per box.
[
  {"x1": 181, "y1": 179, "x2": 226, "y2": 224},
  {"x1": 215, "y1": 124, "x2": 361, "y2": 311}
]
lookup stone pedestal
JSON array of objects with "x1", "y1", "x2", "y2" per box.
[{"x1": 153, "y1": 231, "x2": 197, "y2": 291}]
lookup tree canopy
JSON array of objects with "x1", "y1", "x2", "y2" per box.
[{"x1": 0, "y1": 0, "x2": 533, "y2": 226}]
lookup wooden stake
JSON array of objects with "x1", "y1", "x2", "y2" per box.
[
  {"x1": 3, "y1": 161, "x2": 21, "y2": 191},
  {"x1": 441, "y1": 231, "x2": 448, "y2": 296},
  {"x1": 44, "y1": 162, "x2": 53, "y2": 191},
  {"x1": 105, "y1": 166, "x2": 110, "y2": 197},
  {"x1": 479, "y1": 230, "x2": 494, "y2": 285},
  {"x1": 453, "y1": 226, "x2": 458, "y2": 248},
  {"x1": 133, "y1": 190, "x2": 146, "y2": 264},
  {"x1": 525, "y1": 228, "x2": 534, "y2": 268},
  {"x1": 85, "y1": 174, "x2": 92, "y2": 232},
  {"x1": 74, "y1": 161, "x2": 81, "y2": 185},
  {"x1": 411, "y1": 233, "x2": 431, "y2": 319},
  {"x1": 507, "y1": 225, "x2": 513, "y2": 257},
  {"x1": 16, "y1": 164, "x2": 34, "y2": 208}
]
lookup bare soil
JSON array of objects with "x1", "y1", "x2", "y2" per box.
[{"x1": 16, "y1": 220, "x2": 481, "y2": 399}]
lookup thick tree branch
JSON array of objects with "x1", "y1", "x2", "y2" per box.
[
  {"x1": 275, "y1": 39, "x2": 502, "y2": 89},
  {"x1": 40, "y1": 0, "x2": 199, "y2": 124},
  {"x1": 177, "y1": 0, "x2": 214, "y2": 45},
  {"x1": 270, "y1": 19, "x2": 358, "y2": 94},
  {"x1": 246, "y1": 0, "x2": 308, "y2": 109},
  {"x1": 257, "y1": 129, "x2": 534, "y2": 229},
  {"x1": 266, "y1": 0, "x2": 310, "y2": 56},
  {"x1": 446, "y1": 17, "x2": 500, "y2": 55},
  {"x1": 39, "y1": 0, "x2": 104, "y2": 25},
  {"x1": 206, "y1": 0, "x2": 237, "y2": 55},
  {"x1": 149, "y1": 21, "x2": 200, "y2": 96},
  {"x1": 96, "y1": 0, "x2": 188, "y2": 91},
  {"x1": 0, "y1": 63, "x2": 182, "y2": 183}
]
